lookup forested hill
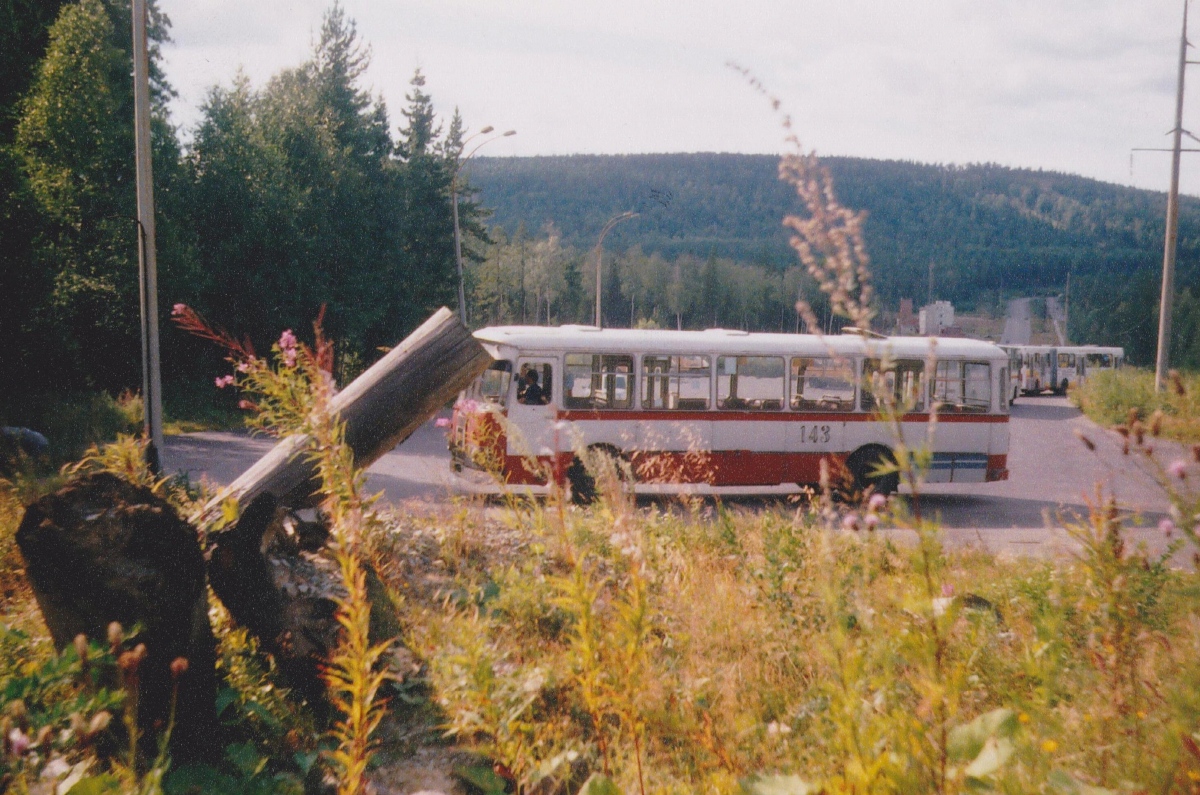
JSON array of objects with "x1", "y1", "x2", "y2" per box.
[{"x1": 467, "y1": 153, "x2": 1200, "y2": 308}]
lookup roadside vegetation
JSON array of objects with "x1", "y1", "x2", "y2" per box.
[
  {"x1": 3, "y1": 6, "x2": 1199, "y2": 789},
  {"x1": 5, "y1": 430, "x2": 1200, "y2": 793},
  {"x1": 1074, "y1": 368, "x2": 1200, "y2": 444}
]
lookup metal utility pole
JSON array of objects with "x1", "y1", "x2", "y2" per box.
[
  {"x1": 132, "y1": 0, "x2": 163, "y2": 471},
  {"x1": 1156, "y1": 0, "x2": 1190, "y2": 392},
  {"x1": 451, "y1": 127, "x2": 516, "y2": 325},
  {"x1": 593, "y1": 211, "x2": 638, "y2": 328}
]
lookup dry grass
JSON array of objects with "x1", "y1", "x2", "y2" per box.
[{"x1": 383, "y1": 490, "x2": 1200, "y2": 795}]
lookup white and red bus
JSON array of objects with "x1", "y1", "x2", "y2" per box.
[
  {"x1": 1000, "y1": 344, "x2": 1124, "y2": 398},
  {"x1": 449, "y1": 326, "x2": 1011, "y2": 496}
]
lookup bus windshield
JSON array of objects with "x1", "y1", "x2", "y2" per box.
[{"x1": 479, "y1": 361, "x2": 512, "y2": 405}]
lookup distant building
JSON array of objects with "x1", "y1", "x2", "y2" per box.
[
  {"x1": 897, "y1": 298, "x2": 918, "y2": 335},
  {"x1": 919, "y1": 301, "x2": 955, "y2": 336}
]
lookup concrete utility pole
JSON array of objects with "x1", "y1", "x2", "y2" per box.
[
  {"x1": 1156, "y1": 0, "x2": 1191, "y2": 392},
  {"x1": 131, "y1": 0, "x2": 163, "y2": 471}
]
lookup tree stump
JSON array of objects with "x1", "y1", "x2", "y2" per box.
[
  {"x1": 16, "y1": 472, "x2": 217, "y2": 762},
  {"x1": 207, "y1": 492, "x2": 402, "y2": 707}
]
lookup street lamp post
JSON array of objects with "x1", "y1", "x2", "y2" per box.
[
  {"x1": 593, "y1": 211, "x2": 638, "y2": 328},
  {"x1": 452, "y1": 127, "x2": 515, "y2": 325}
]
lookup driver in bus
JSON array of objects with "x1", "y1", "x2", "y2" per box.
[{"x1": 518, "y1": 368, "x2": 547, "y2": 405}]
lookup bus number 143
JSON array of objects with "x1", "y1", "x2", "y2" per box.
[{"x1": 798, "y1": 425, "x2": 832, "y2": 444}]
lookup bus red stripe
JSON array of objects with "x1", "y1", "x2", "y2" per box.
[{"x1": 554, "y1": 410, "x2": 1008, "y2": 423}]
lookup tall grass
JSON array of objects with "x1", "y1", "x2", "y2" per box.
[
  {"x1": 0, "y1": 391, "x2": 140, "y2": 463},
  {"x1": 1074, "y1": 368, "x2": 1200, "y2": 443},
  {"x1": 393, "y1": 489, "x2": 1200, "y2": 795}
]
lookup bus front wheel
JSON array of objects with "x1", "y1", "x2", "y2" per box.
[{"x1": 844, "y1": 444, "x2": 899, "y2": 497}]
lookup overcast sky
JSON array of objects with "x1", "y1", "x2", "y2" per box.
[{"x1": 158, "y1": 0, "x2": 1200, "y2": 194}]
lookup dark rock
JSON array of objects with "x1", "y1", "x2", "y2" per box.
[
  {"x1": 0, "y1": 426, "x2": 49, "y2": 476},
  {"x1": 15, "y1": 472, "x2": 218, "y2": 762}
]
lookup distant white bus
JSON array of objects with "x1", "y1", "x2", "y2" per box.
[
  {"x1": 449, "y1": 326, "x2": 1011, "y2": 497},
  {"x1": 1000, "y1": 344, "x2": 1124, "y2": 398}
]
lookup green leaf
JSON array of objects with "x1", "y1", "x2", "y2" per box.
[
  {"x1": 742, "y1": 774, "x2": 815, "y2": 795},
  {"x1": 242, "y1": 699, "x2": 284, "y2": 732},
  {"x1": 224, "y1": 741, "x2": 268, "y2": 779},
  {"x1": 948, "y1": 708, "x2": 1018, "y2": 762},
  {"x1": 578, "y1": 772, "x2": 623, "y2": 795},
  {"x1": 214, "y1": 687, "x2": 239, "y2": 718},
  {"x1": 164, "y1": 763, "x2": 239, "y2": 795},
  {"x1": 66, "y1": 774, "x2": 124, "y2": 795},
  {"x1": 456, "y1": 764, "x2": 509, "y2": 795},
  {"x1": 294, "y1": 751, "x2": 319, "y2": 776}
]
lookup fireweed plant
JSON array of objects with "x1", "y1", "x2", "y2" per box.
[{"x1": 172, "y1": 305, "x2": 393, "y2": 795}]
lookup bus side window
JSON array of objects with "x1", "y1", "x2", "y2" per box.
[
  {"x1": 718, "y1": 356, "x2": 784, "y2": 411},
  {"x1": 642, "y1": 355, "x2": 711, "y2": 410},
  {"x1": 516, "y1": 362, "x2": 552, "y2": 405},
  {"x1": 564, "y1": 354, "x2": 633, "y2": 409},
  {"x1": 791, "y1": 357, "x2": 855, "y2": 411},
  {"x1": 930, "y1": 361, "x2": 989, "y2": 413},
  {"x1": 862, "y1": 359, "x2": 926, "y2": 412}
]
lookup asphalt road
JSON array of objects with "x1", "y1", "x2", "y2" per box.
[{"x1": 161, "y1": 396, "x2": 1182, "y2": 559}]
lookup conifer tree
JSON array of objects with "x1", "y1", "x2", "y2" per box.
[{"x1": 394, "y1": 69, "x2": 456, "y2": 329}]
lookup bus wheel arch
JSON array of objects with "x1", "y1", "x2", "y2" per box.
[
  {"x1": 567, "y1": 443, "x2": 628, "y2": 505},
  {"x1": 844, "y1": 443, "x2": 900, "y2": 497}
]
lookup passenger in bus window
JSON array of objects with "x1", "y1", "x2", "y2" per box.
[{"x1": 518, "y1": 369, "x2": 547, "y2": 405}]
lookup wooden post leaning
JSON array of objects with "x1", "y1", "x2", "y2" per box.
[
  {"x1": 209, "y1": 306, "x2": 492, "y2": 515},
  {"x1": 203, "y1": 307, "x2": 492, "y2": 701}
]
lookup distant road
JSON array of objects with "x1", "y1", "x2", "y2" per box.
[
  {"x1": 161, "y1": 397, "x2": 1179, "y2": 560},
  {"x1": 1001, "y1": 297, "x2": 1032, "y2": 345}
]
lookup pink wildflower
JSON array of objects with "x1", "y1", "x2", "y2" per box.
[
  {"x1": 868, "y1": 493, "x2": 887, "y2": 512},
  {"x1": 842, "y1": 513, "x2": 859, "y2": 531},
  {"x1": 236, "y1": 361, "x2": 250, "y2": 373},
  {"x1": 279, "y1": 329, "x2": 297, "y2": 351},
  {"x1": 864, "y1": 513, "x2": 880, "y2": 530},
  {"x1": 1168, "y1": 459, "x2": 1188, "y2": 480},
  {"x1": 283, "y1": 348, "x2": 297, "y2": 368},
  {"x1": 1159, "y1": 518, "x2": 1176, "y2": 538},
  {"x1": 171, "y1": 303, "x2": 187, "y2": 316},
  {"x1": 7, "y1": 727, "x2": 30, "y2": 756},
  {"x1": 941, "y1": 583, "x2": 956, "y2": 597},
  {"x1": 435, "y1": 417, "x2": 451, "y2": 428},
  {"x1": 214, "y1": 374, "x2": 235, "y2": 389}
]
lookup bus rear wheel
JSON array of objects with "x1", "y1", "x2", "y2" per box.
[{"x1": 844, "y1": 444, "x2": 899, "y2": 497}]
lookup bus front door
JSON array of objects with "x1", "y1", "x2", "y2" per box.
[{"x1": 506, "y1": 358, "x2": 559, "y2": 480}]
